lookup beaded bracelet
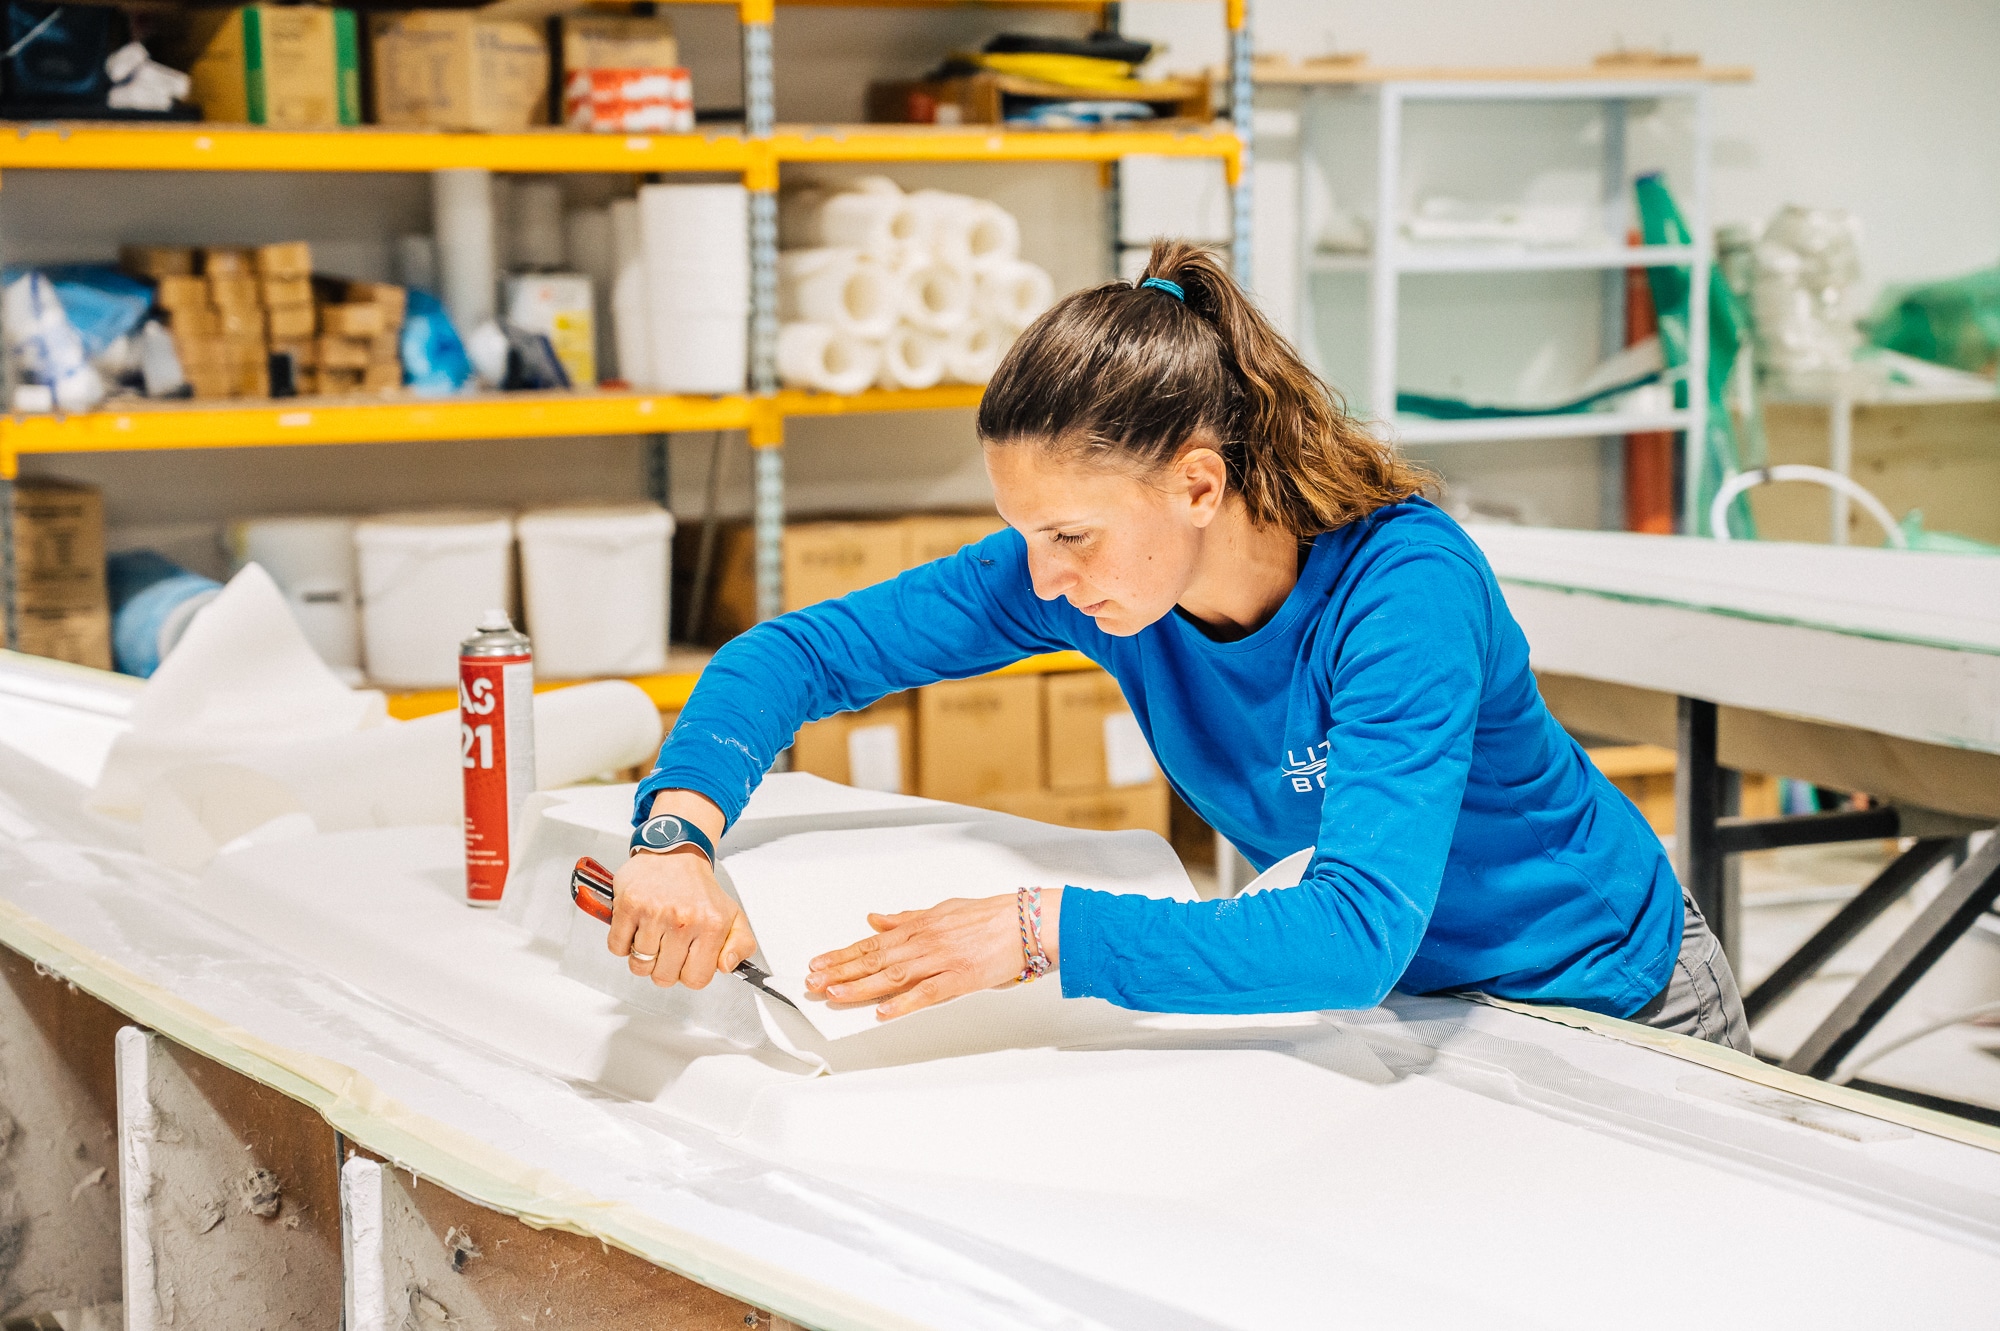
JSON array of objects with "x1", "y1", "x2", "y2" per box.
[{"x1": 1016, "y1": 886, "x2": 1053, "y2": 984}]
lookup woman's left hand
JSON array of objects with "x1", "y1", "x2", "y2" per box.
[{"x1": 807, "y1": 889, "x2": 1062, "y2": 1020}]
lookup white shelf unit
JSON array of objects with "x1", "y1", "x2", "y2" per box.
[{"x1": 1295, "y1": 79, "x2": 1715, "y2": 528}]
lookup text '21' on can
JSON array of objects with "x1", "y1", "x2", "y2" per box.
[{"x1": 460, "y1": 610, "x2": 536, "y2": 907}]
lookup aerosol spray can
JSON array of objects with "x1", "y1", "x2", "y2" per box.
[{"x1": 459, "y1": 610, "x2": 535, "y2": 907}]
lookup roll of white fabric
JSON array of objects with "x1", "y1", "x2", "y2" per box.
[
  {"x1": 778, "y1": 248, "x2": 897, "y2": 339},
  {"x1": 814, "y1": 186, "x2": 928, "y2": 260},
  {"x1": 943, "y1": 321, "x2": 1007, "y2": 386},
  {"x1": 875, "y1": 325, "x2": 946, "y2": 391},
  {"x1": 432, "y1": 168, "x2": 497, "y2": 336},
  {"x1": 919, "y1": 191, "x2": 1021, "y2": 272},
  {"x1": 609, "y1": 199, "x2": 652, "y2": 388},
  {"x1": 512, "y1": 178, "x2": 565, "y2": 270},
  {"x1": 898, "y1": 258, "x2": 973, "y2": 334},
  {"x1": 778, "y1": 322, "x2": 882, "y2": 395},
  {"x1": 564, "y1": 207, "x2": 617, "y2": 381},
  {"x1": 974, "y1": 259, "x2": 1055, "y2": 331},
  {"x1": 638, "y1": 184, "x2": 749, "y2": 392}
]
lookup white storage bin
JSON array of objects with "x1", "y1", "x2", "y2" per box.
[
  {"x1": 516, "y1": 503, "x2": 674, "y2": 679},
  {"x1": 355, "y1": 510, "x2": 514, "y2": 687},
  {"x1": 226, "y1": 515, "x2": 363, "y2": 683}
]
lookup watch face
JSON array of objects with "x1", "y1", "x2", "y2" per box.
[{"x1": 640, "y1": 815, "x2": 685, "y2": 849}]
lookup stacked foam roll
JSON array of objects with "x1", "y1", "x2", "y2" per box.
[
  {"x1": 775, "y1": 177, "x2": 1052, "y2": 394},
  {"x1": 603, "y1": 183, "x2": 749, "y2": 394}
]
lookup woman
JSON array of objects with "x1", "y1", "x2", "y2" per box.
[{"x1": 608, "y1": 240, "x2": 1753, "y2": 1051}]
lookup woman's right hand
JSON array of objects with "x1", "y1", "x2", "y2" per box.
[{"x1": 607, "y1": 791, "x2": 754, "y2": 990}]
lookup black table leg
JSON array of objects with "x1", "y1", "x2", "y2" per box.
[{"x1": 1675, "y1": 697, "x2": 1736, "y2": 963}]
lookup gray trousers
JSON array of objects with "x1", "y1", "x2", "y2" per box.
[{"x1": 1628, "y1": 893, "x2": 1754, "y2": 1053}]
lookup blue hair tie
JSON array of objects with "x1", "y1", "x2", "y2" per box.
[{"x1": 1139, "y1": 277, "x2": 1185, "y2": 302}]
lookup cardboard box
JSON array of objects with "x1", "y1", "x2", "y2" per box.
[
  {"x1": 368, "y1": 331, "x2": 402, "y2": 360},
  {"x1": 320, "y1": 302, "x2": 385, "y2": 337},
  {"x1": 344, "y1": 282, "x2": 408, "y2": 323},
  {"x1": 200, "y1": 248, "x2": 252, "y2": 277},
  {"x1": 185, "y1": 363, "x2": 236, "y2": 399},
  {"x1": 916, "y1": 676, "x2": 1043, "y2": 804},
  {"x1": 181, "y1": 6, "x2": 361, "y2": 127},
  {"x1": 318, "y1": 336, "x2": 371, "y2": 369},
  {"x1": 121, "y1": 245, "x2": 195, "y2": 279},
  {"x1": 1045, "y1": 669, "x2": 1158, "y2": 792},
  {"x1": 782, "y1": 520, "x2": 907, "y2": 612},
  {"x1": 259, "y1": 275, "x2": 313, "y2": 308},
  {"x1": 268, "y1": 304, "x2": 317, "y2": 340},
  {"x1": 868, "y1": 71, "x2": 1210, "y2": 127},
  {"x1": 790, "y1": 693, "x2": 916, "y2": 793},
  {"x1": 15, "y1": 605, "x2": 112, "y2": 672},
  {"x1": 153, "y1": 275, "x2": 209, "y2": 311},
  {"x1": 362, "y1": 360, "x2": 402, "y2": 391},
  {"x1": 371, "y1": 11, "x2": 548, "y2": 133},
  {"x1": 901, "y1": 512, "x2": 1006, "y2": 568},
  {"x1": 254, "y1": 241, "x2": 313, "y2": 278},
  {"x1": 207, "y1": 274, "x2": 261, "y2": 308},
  {"x1": 214, "y1": 307, "x2": 267, "y2": 340},
  {"x1": 558, "y1": 14, "x2": 677, "y2": 75},
  {"x1": 163, "y1": 304, "x2": 222, "y2": 337},
  {"x1": 981, "y1": 781, "x2": 1171, "y2": 838},
  {"x1": 11, "y1": 478, "x2": 106, "y2": 614}
]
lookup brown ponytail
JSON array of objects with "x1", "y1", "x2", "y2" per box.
[{"x1": 978, "y1": 239, "x2": 1432, "y2": 535}]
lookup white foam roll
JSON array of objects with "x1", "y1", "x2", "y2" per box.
[
  {"x1": 875, "y1": 325, "x2": 946, "y2": 391},
  {"x1": 816, "y1": 187, "x2": 929, "y2": 259},
  {"x1": 650, "y1": 310, "x2": 747, "y2": 394},
  {"x1": 943, "y1": 321, "x2": 1007, "y2": 386},
  {"x1": 432, "y1": 168, "x2": 497, "y2": 335},
  {"x1": 564, "y1": 206, "x2": 617, "y2": 381},
  {"x1": 777, "y1": 322, "x2": 882, "y2": 395},
  {"x1": 898, "y1": 258, "x2": 974, "y2": 334},
  {"x1": 639, "y1": 183, "x2": 750, "y2": 316},
  {"x1": 512, "y1": 178, "x2": 565, "y2": 270},
  {"x1": 975, "y1": 259, "x2": 1055, "y2": 331},
  {"x1": 778, "y1": 248, "x2": 897, "y2": 339},
  {"x1": 610, "y1": 199, "x2": 652, "y2": 387},
  {"x1": 851, "y1": 175, "x2": 903, "y2": 196},
  {"x1": 915, "y1": 191, "x2": 1021, "y2": 272}
]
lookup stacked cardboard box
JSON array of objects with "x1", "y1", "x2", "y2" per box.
[
  {"x1": 9, "y1": 478, "x2": 111, "y2": 670},
  {"x1": 691, "y1": 511, "x2": 1007, "y2": 643},
  {"x1": 790, "y1": 666, "x2": 1169, "y2": 837},
  {"x1": 308, "y1": 279, "x2": 407, "y2": 396},
  {"x1": 121, "y1": 245, "x2": 404, "y2": 399},
  {"x1": 370, "y1": 10, "x2": 548, "y2": 132},
  {"x1": 170, "y1": 4, "x2": 362, "y2": 127}
]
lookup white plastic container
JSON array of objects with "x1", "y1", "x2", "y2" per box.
[
  {"x1": 226, "y1": 515, "x2": 363, "y2": 683},
  {"x1": 516, "y1": 503, "x2": 674, "y2": 679},
  {"x1": 354, "y1": 511, "x2": 514, "y2": 687}
]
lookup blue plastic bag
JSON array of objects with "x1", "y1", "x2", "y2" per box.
[{"x1": 399, "y1": 288, "x2": 473, "y2": 396}]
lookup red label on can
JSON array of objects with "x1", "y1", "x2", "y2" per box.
[{"x1": 461, "y1": 653, "x2": 534, "y2": 905}]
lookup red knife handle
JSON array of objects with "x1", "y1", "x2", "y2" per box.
[{"x1": 570, "y1": 856, "x2": 617, "y2": 924}]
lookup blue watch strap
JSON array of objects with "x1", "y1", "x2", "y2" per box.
[{"x1": 629, "y1": 813, "x2": 715, "y2": 864}]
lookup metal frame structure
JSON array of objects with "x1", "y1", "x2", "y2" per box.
[
  {"x1": 0, "y1": 0, "x2": 1252, "y2": 644},
  {"x1": 1292, "y1": 79, "x2": 1711, "y2": 527}
]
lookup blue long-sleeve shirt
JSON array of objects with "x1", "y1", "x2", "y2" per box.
[{"x1": 639, "y1": 498, "x2": 1683, "y2": 1018}]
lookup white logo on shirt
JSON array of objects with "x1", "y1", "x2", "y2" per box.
[{"x1": 1283, "y1": 743, "x2": 1328, "y2": 794}]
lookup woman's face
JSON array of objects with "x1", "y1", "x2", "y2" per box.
[{"x1": 983, "y1": 440, "x2": 1218, "y2": 637}]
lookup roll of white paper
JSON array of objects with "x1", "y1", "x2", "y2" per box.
[
  {"x1": 512, "y1": 178, "x2": 565, "y2": 270},
  {"x1": 817, "y1": 187, "x2": 927, "y2": 260},
  {"x1": 433, "y1": 168, "x2": 497, "y2": 335},
  {"x1": 609, "y1": 199, "x2": 651, "y2": 388},
  {"x1": 652, "y1": 312, "x2": 748, "y2": 394},
  {"x1": 875, "y1": 325, "x2": 946, "y2": 391},
  {"x1": 943, "y1": 320, "x2": 1007, "y2": 386},
  {"x1": 778, "y1": 248, "x2": 897, "y2": 339},
  {"x1": 898, "y1": 258, "x2": 973, "y2": 334},
  {"x1": 974, "y1": 259, "x2": 1055, "y2": 331},
  {"x1": 639, "y1": 183, "x2": 750, "y2": 316},
  {"x1": 777, "y1": 322, "x2": 882, "y2": 395},
  {"x1": 564, "y1": 206, "x2": 617, "y2": 381},
  {"x1": 918, "y1": 191, "x2": 1020, "y2": 272}
]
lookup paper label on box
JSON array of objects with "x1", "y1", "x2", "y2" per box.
[
  {"x1": 1102, "y1": 710, "x2": 1158, "y2": 788},
  {"x1": 846, "y1": 723, "x2": 903, "y2": 794}
]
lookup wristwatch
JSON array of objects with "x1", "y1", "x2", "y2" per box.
[{"x1": 629, "y1": 813, "x2": 716, "y2": 865}]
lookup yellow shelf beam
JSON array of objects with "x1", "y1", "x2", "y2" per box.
[
  {"x1": 0, "y1": 124, "x2": 756, "y2": 173},
  {"x1": 1, "y1": 391, "x2": 752, "y2": 467},
  {"x1": 0, "y1": 122, "x2": 1239, "y2": 174},
  {"x1": 384, "y1": 649, "x2": 1093, "y2": 720},
  {"x1": 774, "y1": 384, "x2": 983, "y2": 418},
  {"x1": 771, "y1": 123, "x2": 1239, "y2": 166}
]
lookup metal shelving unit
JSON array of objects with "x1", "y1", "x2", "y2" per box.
[
  {"x1": 1281, "y1": 69, "x2": 1742, "y2": 529},
  {"x1": 0, "y1": 0, "x2": 1253, "y2": 657}
]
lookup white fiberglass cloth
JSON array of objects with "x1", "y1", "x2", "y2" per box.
[{"x1": 4, "y1": 740, "x2": 2000, "y2": 1324}]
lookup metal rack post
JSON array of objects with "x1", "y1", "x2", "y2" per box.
[
  {"x1": 1366, "y1": 86, "x2": 1403, "y2": 420},
  {"x1": 1229, "y1": 0, "x2": 1254, "y2": 285},
  {"x1": 743, "y1": 0, "x2": 781, "y2": 621}
]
